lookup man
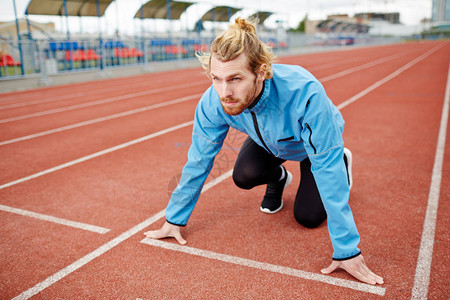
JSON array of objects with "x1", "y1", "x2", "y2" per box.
[{"x1": 145, "y1": 18, "x2": 383, "y2": 285}]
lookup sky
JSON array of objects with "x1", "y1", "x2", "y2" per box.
[{"x1": 0, "y1": 0, "x2": 432, "y2": 36}]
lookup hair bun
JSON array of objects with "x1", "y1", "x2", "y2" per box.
[{"x1": 232, "y1": 17, "x2": 257, "y2": 34}]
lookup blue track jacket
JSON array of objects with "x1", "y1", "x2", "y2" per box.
[{"x1": 165, "y1": 64, "x2": 361, "y2": 260}]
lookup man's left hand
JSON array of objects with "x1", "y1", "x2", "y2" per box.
[{"x1": 321, "y1": 254, "x2": 384, "y2": 285}]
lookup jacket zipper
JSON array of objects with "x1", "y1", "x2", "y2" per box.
[
  {"x1": 250, "y1": 111, "x2": 273, "y2": 155},
  {"x1": 305, "y1": 123, "x2": 317, "y2": 154}
]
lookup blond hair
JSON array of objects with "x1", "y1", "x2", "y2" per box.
[{"x1": 196, "y1": 17, "x2": 275, "y2": 79}]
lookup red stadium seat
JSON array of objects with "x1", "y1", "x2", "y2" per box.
[
  {"x1": 65, "y1": 50, "x2": 86, "y2": 62},
  {"x1": 0, "y1": 54, "x2": 21, "y2": 66},
  {"x1": 193, "y1": 44, "x2": 208, "y2": 52},
  {"x1": 130, "y1": 47, "x2": 144, "y2": 57},
  {"x1": 165, "y1": 45, "x2": 188, "y2": 55},
  {"x1": 86, "y1": 49, "x2": 101, "y2": 60}
]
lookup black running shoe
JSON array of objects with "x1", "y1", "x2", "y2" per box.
[
  {"x1": 344, "y1": 147, "x2": 353, "y2": 190},
  {"x1": 260, "y1": 166, "x2": 293, "y2": 214}
]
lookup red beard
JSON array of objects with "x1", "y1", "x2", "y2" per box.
[{"x1": 220, "y1": 97, "x2": 248, "y2": 115}]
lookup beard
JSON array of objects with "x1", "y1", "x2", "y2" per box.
[
  {"x1": 220, "y1": 97, "x2": 249, "y2": 115},
  {"x1": 220, "y1": 79, "x2": 259, "y2": 116}
]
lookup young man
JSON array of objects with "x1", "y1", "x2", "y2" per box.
[{"x1": 145, "y1": 18, "x2": 383, "y2": 285}]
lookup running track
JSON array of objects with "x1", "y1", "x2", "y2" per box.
[{"x1": 0, "y1": 40, "x2": 449, "y2": 299}]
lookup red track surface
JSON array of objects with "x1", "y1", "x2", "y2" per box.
[{"x1": 1, "y1": 41, "x2": 449, "y2": 299}]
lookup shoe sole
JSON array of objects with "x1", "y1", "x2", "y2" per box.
[
  {"x1": 344, "y1": 147, "x2": 353, "y2": 190},
  {"x1": 260, "y1": 170, "x2": 293, "y2": 214}
]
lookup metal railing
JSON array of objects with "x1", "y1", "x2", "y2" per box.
[
  {"x1": 0, "y1": 33, "x2": 405, "y2": 81},
  {"x1": 0, "y1": 34, "x2": 293, "y2": 80}
]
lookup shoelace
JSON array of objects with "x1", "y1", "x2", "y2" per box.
[{"x1": 265, "y1": 176, "x2": 285, "y2": 197}]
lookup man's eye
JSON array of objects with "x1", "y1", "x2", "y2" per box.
[{"x1": 232, "y1": 78, "x2": 240, "y2": 81}]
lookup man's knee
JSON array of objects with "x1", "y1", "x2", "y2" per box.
[
  {"x1": 294, "y1": 211, "x2": 326, "y2": 228},
  {"x1": 232, "y1": 168, "x2": 256, "y2": 190}
]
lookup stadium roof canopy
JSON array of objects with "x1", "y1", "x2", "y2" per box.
[
  {"x1": 248, "y1": 11, "x2": 273, "y2": 24},
  {"x1": 134, "y1": 0, "x2": 194, "y2": 20},
  {"x1": 200, "y1": 6, "x2": 242, "y2": 22},
  {"x1": 25, "y1": 0, "x2": 114, "y2": 17}
]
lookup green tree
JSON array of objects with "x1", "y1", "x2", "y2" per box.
[{"x1": 289, "y1": 14, "x2": 307, "y2": 32}]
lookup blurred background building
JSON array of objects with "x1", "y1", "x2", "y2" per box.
[{"x1": 0, "y1": 0, "x2": 441, "y2": 88}]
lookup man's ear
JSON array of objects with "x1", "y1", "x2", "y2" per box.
[{"x1": 258, "y1": 64, "x2": 268, "y2": 81}]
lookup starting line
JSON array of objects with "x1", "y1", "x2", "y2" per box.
[{"x1": 140, "y1": 238, "x2": 386, "y2": 296}]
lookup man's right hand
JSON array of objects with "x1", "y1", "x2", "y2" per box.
[{"x1": 144, "y1": 221, "x2": 187, "y2": 245}]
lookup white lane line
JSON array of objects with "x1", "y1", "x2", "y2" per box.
[
  {"x1": 202, "y1": 169, "x2": 233, "y2": 193},
  {"x1": 0, "y1": 45, "x2": 430, "y2": 146},
  {"x1": 337, "y1": 43, "x2": 444, "y2": 110},
  {"x1": 141, "y1": 238, "x2": 386, "y2": 296},
  {"x1": 319, "y1": 49, "x2": 417, "y2": 83},
  {"x1": 0, "y1": 48, "x2": 420, "y2": 146},
  {"x1": 11, "y1": 170, "x2": 234, "y2": 300},
  {"x1": 11, "y1": 210, "x2": 165, "y2": 300},
  {"x1": 0, "y1": 45, "x2": 429, "y2": 125},
  {"x1": 0, "y1": 73, "x2": 205, "y2": 110},
  {"x1": 411, "y1": 63, "x2": 450, "y2": 299},
  {"x1": 0, "y1": 93, "x2": 202, "y2": 146},
  {"x1": 0, "y1": 81, "x2": 208, "y2": 124},
  {"x1": 0, "y1": 204, "x2": 110, "y2": 234},
  {"x1": 0, "y1": 120, "x2": 194, "y2": 191}
]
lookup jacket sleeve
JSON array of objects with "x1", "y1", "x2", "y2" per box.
[
  {"x1": 165, "y1": 93, "x2": 229, "y2": 226},
  {"x1": 300, "y1": 81, "x2": 361, "y2": 260}
]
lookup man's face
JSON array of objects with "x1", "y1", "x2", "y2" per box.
[{"x1": 210, "y1": 53, "x2": 263, "y2": 116}]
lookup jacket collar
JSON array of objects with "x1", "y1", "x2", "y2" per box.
[{"x1": 245, "y1": 79, "x2": 270, "y2": 114}]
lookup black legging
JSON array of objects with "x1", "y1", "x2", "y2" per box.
[{"x1": 233, "y1": 137, "x2": 326, "y2": 228}]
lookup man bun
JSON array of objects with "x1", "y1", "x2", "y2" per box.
[{"x1": 232, "y1": 17, "x2": 257, "y2": 35}]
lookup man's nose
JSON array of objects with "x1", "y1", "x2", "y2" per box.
[{"x1": 222, "y1": 83, "x2": 233, "y2": 98}]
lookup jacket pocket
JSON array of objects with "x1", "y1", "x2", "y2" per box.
[
  {"x1": 304, "y1": 123, "x2": 317, "y2": 154},
  {"x1": 277, "y1": 136, "x2": 295, "y2": 142}
]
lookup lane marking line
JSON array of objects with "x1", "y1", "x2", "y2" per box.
[
  {"x1": 0, "y1": 46, "x2": 429, "y2": 146},
  {"x1": 0, "y1": 93, "x2": 202, "y2": 146},
  {"x1": 319, "y1": 48, "x2": 418, "y2": 83},
  {"x1": 411, "y1": 63, "x2": 450, "y2": 299},
  {"x1": 11, "y1": 210, "x2": 165, "y2": 300},
  {"x1": 308, "y1": 45, "x2": 416, "y2": 72},
  {"x1": 11, "y1": 170, "x2": 233, "y2": 300},
  {"x1": 140, "y1": 238, "x2": 386, "y2": 296},
  {"x1": 0, "y1": 120, "x2": 194, "y2": 190},
  {"x1": 0, "y1": 81, "x2": 208, "y2": 124},
  {"x1": 0, "y1": 204, "x2": 110, "y2": 234},
  {"x1": 0, "y1": 73, "x2": 206, "y2": 110},
  {"x1": 337, "y1": 43, "x2": 445, "y2": 110},
  {"x1": 0, "y1": 45, "x2": 433, "y2": 124}
]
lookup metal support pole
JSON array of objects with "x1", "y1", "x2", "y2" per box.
[
  {"x1": 63, "y1": 0, "x2": 70, "y2": 40},
  {"x1": 26, "y1": 14, "x2": 32, "y2": 39},
  {"x1": 12, "y1": 0, "x2": 25, "y2": 75},
  {"x1": 63, "y1": 0, "x2": 73, "y2": 70},
  {"x1": 96, "y1": 0, "x2": 104, "y2": 70},
  {"x1": 140, "y1": 4, "x2": 146, "y2": 64},
  {"x1": 167, "y1": 0, "x2": 172, "y2": 40},
  {"x1": 26, "y1": 14, "x2": 38, "y2": 74},
  {"x1": 96, "y1": 0, "x2": 102, "y2": 40}
]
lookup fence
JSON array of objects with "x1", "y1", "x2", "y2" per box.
[
  {"x1": 0, "y1": 37, "x2": 217, "y2": 79},
  {"x1": 0, "y1": 33, "x2": 404, "y2": 81}
]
